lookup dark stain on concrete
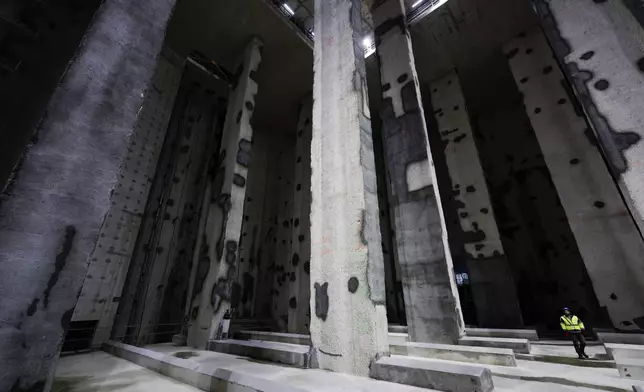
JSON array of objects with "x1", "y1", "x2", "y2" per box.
[
  {"x1": 580, "y1": 51, "x2": 595, "y2": 60},
  {"x1": 594, "y1": 79, "x2": 609, "y2": 91},
  {"x1": 289, "y1": 297, "x2": 297, "y2": 309},
  {"x1": 397, "y1": 73, "x2": 409, "y2": 83},
  {"x1": 454, "y1": 134, "x2": 466, "y2": 143},
  {"x1": 347, "y1": 277, "x2": 359, "y2": 293},
  {"x1": 292, "y1": 253, "x2": 300, "y2": 266},
  {"x1": 594, "y1": 201, "x2": 606, "y2": 208},
  {"x1": 237, "y1": 139, "x2": 252, "y2": 168},
  {"x1": 233, "y1": 173, "x2": 246, "y2": 187},
  {"x1": 314, "y1": 282, "x2": 329, "y2": 320},
  {"x1": 359, "y1": 209, "x2": 368, "y2": 246},
  {"x1": 225, "y1": 240, "x2": 237, "y2": 265},
  {"x1": 304, "y1": 261, "x2": 310, "y2": 275},
  {"x1": 637, "y1": 57, "x2": 644, "y2": 72},
  {"x1": 543, "y1": 65, "x2": 554, "y2": 74},
  {"x1": 44, "y1": 225, "x2": 77, "y2": 308},
  {"x1": 174, "y1": 351, "x2": 199, "y2": 359},
  {"x1": 26, "y1": 299, "x2": 39, "y2": 317}
]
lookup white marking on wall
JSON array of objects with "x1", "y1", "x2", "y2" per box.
[{"x1": 406, "y1": 158, "x2": 432, "y2": 192}]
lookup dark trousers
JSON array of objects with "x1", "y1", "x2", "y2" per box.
[{"x1": 570, "y1": 332, "x2": 586, "y2": 357}]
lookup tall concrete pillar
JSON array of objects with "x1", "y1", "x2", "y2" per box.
[
  {"x1": 424, "y1": 72, "x2": 523, "y2": 328},
  {"x1": 311, "y1": 0, "x2": 389, "y2": 376},
  {"x1": 186, "y1": 38, "x2": 263, "y2": 348},
  {"x1": 372, "y1": 0, "x2": 464, "y2": 343},
  {"x1": 533, "y1": 1, "x2": 644, "y2": 267},
  {"x1": 504, "y1": 28, "x2": 644, "y2": 330},
  {"x1": 288, "y1": 96, "x2": 313, "y2": 334},
  {"x1": 0, "y1": 0, "x2": 178, "y2": 389}
]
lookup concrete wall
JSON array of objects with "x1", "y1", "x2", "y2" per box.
[
  {"x1": 0, "y1": 0, "x2": 178, "y2": 389},
  {"x1": 505, "y1": 27, "x2": 644, "y2": 331},
  {"x1": 71, "y1": 50, "x2": 182, "y2": 347},
  {"x1": 534, "y1": 0, "x2": 644, "y2": 253},
  {"x1": 0, "y1": 0, "x2": 102, "y2": 189},
  {"x1": 423, "y1": 71, "x2": 522, "y2": 328}
]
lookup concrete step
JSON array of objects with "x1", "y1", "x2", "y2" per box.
[
  {"x1": 389, "y1": 325, "x2": 409, "y2": 334},
  {"x1": 208, "y1": 339, "x2": 310, "y2": 368},
  {"x1": 459, "y1": 336, "x2": 531, "y2": 354},
  {"x1": 617, "y1": 358, "x2": 644, "y2": 381},
  {"x1": 390, "y1": 341, "x2": 516, "y2": 366},
  {"x1": 598, "y1": 332, "x2": 644, "y2": 345},
  {"x1": 370, "y1": 355, "x2": 494, "y2": 392},
  {"x1": 532, "y1": 339, "x2": 603, "y2": 346},
  {"x1": 606, "y1": 343, "x2": 644, "y2": 360},
  {"x1": 389, "y1": 332, "x2": 409, "y2": 345},
  {"x1": 515, "y1": 353, "x2": 615, "y2": 368},
  {"x1": 237, "y1": 330, "x2": 311, "y2": 346},
  {"x1": 465, "y1": 327, "x2": 539, "y2": 342}
]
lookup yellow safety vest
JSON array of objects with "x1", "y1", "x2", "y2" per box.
[{"x1": 560, "y1": 315, "x2": 585, "y2": 332}]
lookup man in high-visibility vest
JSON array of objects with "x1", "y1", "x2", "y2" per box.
[{"x1": 560, "y1": 307, "x2": 589, "y2": 359}]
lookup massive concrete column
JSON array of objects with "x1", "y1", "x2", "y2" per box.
[
  {"x1": 504, "y1": 28, "x2": 644, "y2": 330},
  {"x1": 533, "y1": 0, "x2": 644, "y2": 260},
  {"x1": 0, "y1": 0, "x2": 177, "y2": 389},
  {"x1": 288, "y1": 96, "x2": 313, "y2": 334},
  {"x1": 187, "y1": 38, "x2": 262, "y2": 348},
  {"x1": 424, "y1": 72, "x2": 523, "y2": 328},
  {"x1": 311, "y1": 0, "x2": 389, "y2": 376},
  {"x1": 373, "y1": 0, "x2": 464, "y2": 343}
]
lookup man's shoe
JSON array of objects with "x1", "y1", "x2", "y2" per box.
[
  {"x1": 578, "y1": 355, "x2": 585, "y2": 359},
  {"x1": 583, "y1": 354, "x2": 590, "y2": 359}
]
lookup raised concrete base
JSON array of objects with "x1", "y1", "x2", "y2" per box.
[
  {"x1": 599, "y1": 333, "x2": 644, "y2": 345},
  {"x1": 103, "y1": 340, "x2": 307, "y2": 391},
  {"x1": 172, "y1": 334, "x2": 187, "y2": 346},
  {"x1": 389, "y1": 332, "x2": 409, "y2": 346},
  {"x1": 618, "y1": 358, "x2": 644, "y2": 381},
  {"x1": 370, "y1": 355, "x2": 494, "y2": 392},
  {"x1": 208, "y1": 339, "x2": 310, "y2": 368},
  {"x1": 459, "y1": 337, "x2": 531, "y2": 354},
  {"x1": 238, "y1": 330, "x2": 311, "y2": 346},
  {"x1": 391, "y1": 341, "x2": 516, "y2": 366},
  {"x1": 466, "y1": 328, "x2": 539, "y2": 342},
  {"x1": 606, "y1": 344, "x2": 644, "y2": 360},
  {"x1": 389, "y1": 325, "x2": 409, "y2": 334}
]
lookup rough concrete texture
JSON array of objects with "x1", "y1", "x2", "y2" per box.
[
  {"x1": 288, "y1": 95, "x2": 313, "y2": 334},
  {"x1": 186, "y1": 38, "x2": 262, "y2": 348},
  {"x1": 390, "y1": 332, "x2": 410, "y2": 346},
  {"x1": 71, "y1": 51, "x2": 183, "y2": 347},
  {"x1": 0, "y1": 0, "x2": 178, "y2": 389},
  {"x1": 373, "y1": 0, "x2": 463, "y2": 344},
  {"x1": 465, "y1": 328, "x2": 539, "y2": 342},
  {"x1": 390, "y1": 341, "x2": 517, "y2": 367},
  {"x1": 238, "y1": 330, "x2": 311, "y2": 346},
  {"x1": 459, "y1": 337, "x2": 531, "y2": 354},
  {"x1": 426, "y1": 71, "x2": 522, "y2": 328},
  {"x1": 606, "y1": 343, "x2": 644, "y2": 360},
  {"x1": 55, "y1": 351, "x2": 202, "y2": 392},
  {"x1": 310, "y1": 0, "x2": 389, "y2": 376},
  {"x1": 504, "y1": 28, "x2": 644, "y2": 331},
  {"x1": 618, "y1": 358, "x2": 644, "y2": 381},
  {"x1": 209, "y1": 339, "x2": 311, "y2": 368},
  {"x1": 600, "y1": 333, "x2": 644, "y2": 345},
  {"x1": 534, "y1": 0, "x2": 644, "y2": 245},
  {"x1": 370, "y1": 355, "x2": 494, "y2": 392}
]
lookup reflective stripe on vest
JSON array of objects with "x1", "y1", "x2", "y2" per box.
[{"x1": 560, "y1": 315, "x2": 583, "y2": 331}]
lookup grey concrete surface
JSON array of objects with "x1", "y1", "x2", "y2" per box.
[
  {"x1": 466, "y1": 328, "x2": 539, "y2": 342},
  {"x1": 310, "y1": 0, "x2": 389, "y2": 376},
  {"x1": 459, "y1": 337, "x2": 531, "y2": 354},
  {"x1": 370, "y1": 355, "x2": 494, "y2": 392},
  {"x1": 618, "y1": 358, "x2": 644, "y2": 381},
  {"x1": 0, "y1": 0, "x2": 178, "y2": 390},
  {"x1": 390, "y1": 332, "x2": 410, "y2": 345},
  {"x1": 606, "y1": 344, "x2": 644, "y2": 360},
  {"x1": 208, "y1": 339, "x2": 310, "y2": 368},
  {"x1": 391, "y1": 341, "x2": 516, "y2": 367},
  {"x1": 238, "y1": 331, "x2": 311, "y2": 346},
  {"x1": 54, "y1": 351, "x2": 202, "y2": 392},
  {"x1": 390, "y1": 325, "x2": 409, "y2": 334},
  {"x1": 373, "y1": 0, "x2": 464, "y2": 345},
  {"x1": 600, "y1": 334, "x2": 644, "y2": 345}
]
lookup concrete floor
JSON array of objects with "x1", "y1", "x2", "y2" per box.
[{"x1": 54, "y1": 352, "x2": 201, "y2": 392}]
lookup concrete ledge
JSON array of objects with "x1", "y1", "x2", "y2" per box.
[
  {"x1": 389, "y1": 332, "x2": 409, "y2": 346},
  {"x1": 617, "y1": 358, "x2": 644, "y2": 381},
  {"x1": 515, "y1": 353, "x2": 616, "y2": 368},
  {"x1": 389, "y1": 325, "x2": 409, "y2": 334},
  {"x1": 391, "y1": 341, "x2": 516, "y2": 367},
  {"x1": 238, "y1": 330, "x2": 311, "y2": 346},
  {"x1": 634, "y1": 386, "x2": 644, "y2": 392},
  {"x1": 598, "y1": 333, "x2": 644, "y2": 345},
  {"x1": 102, "y1": 341, "x2": 306, "y2": 392},
  {"x1": 465, "y1": 328, "x2": 539, "y2": 342},
  {"x1": 370, "y1": 355, "x2": 494, "y2": 392},
  {"x1": 606, "y1": 344, "x2": 644, "y2": 360},
  {"x1": 459, "y1": 336, "x2": 531, "y2": 354},
  {"x1": 208, "y1": 339, "x2": 310, "y2": 368}
]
